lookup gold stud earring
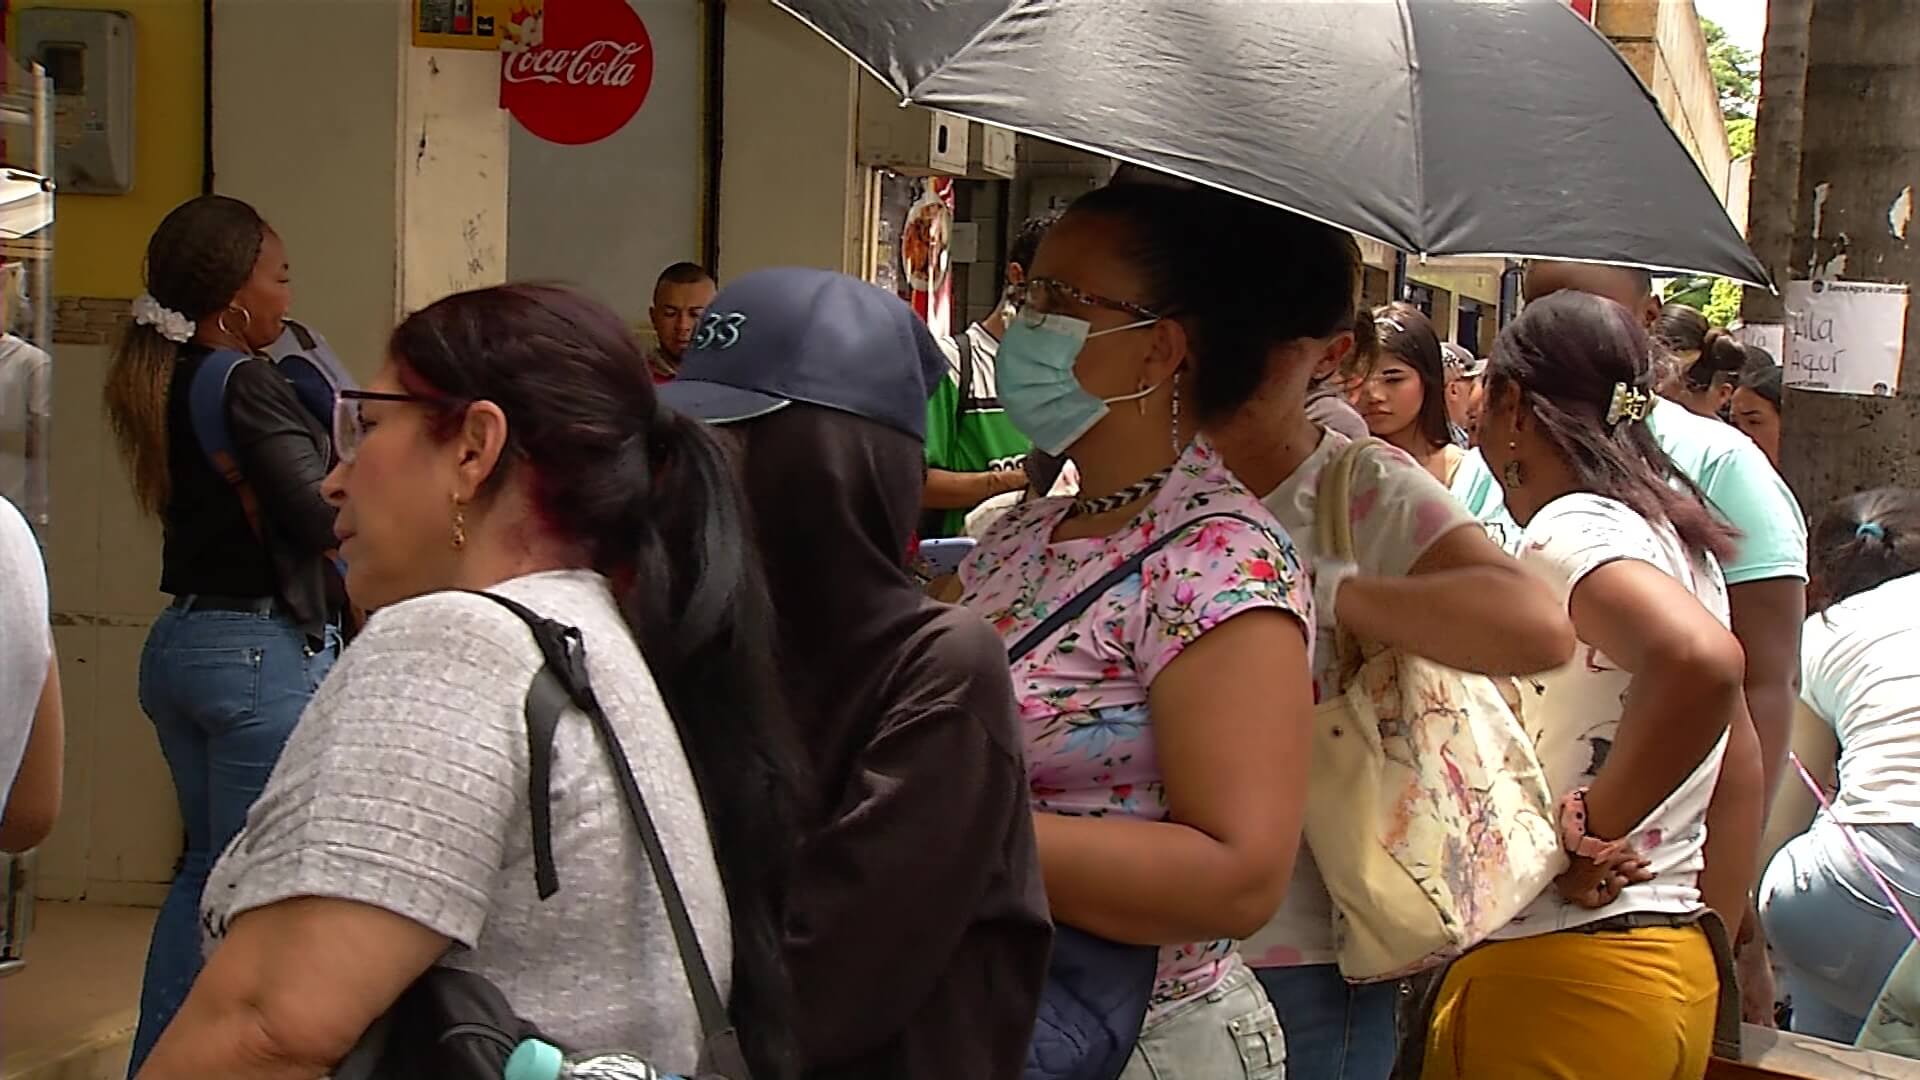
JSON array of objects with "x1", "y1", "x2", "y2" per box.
[{"x1": 451, "y1": 496, "x2": 467, "y2": 551}]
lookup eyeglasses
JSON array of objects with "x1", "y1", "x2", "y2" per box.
[
  {"x1": 332, "y1": 389, "x2": 440, "y2": 464},
  {"x1": 1014, "y1": 277, "x2": 1161, "y2": 328}
]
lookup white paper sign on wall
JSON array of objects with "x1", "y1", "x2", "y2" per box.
[
  {"x1": 1784, "y1": 279, "x2": 1909, "y2": 396},
  {"x1": 1733, "y1": 322, "x2": 1786, "y2": 365}
]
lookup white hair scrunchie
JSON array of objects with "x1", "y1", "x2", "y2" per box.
[{"x1": 131, "y1": 293, "x2": 196, "y2": 344}]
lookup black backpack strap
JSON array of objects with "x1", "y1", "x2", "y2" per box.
[
  {"x1": 955, "y1": 329, "x2": 976, "y2": 414},
  {"x1": 525, "y1": 670, "x2": 566, "y2": 901},
  {"x1": 464, "y1": 590, "x2": 750, "y2": 1078},
  {"x1": 1007, "y1": 512, "x2": 1271, "y2": 664}
]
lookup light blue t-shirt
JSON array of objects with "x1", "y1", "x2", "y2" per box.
[
  {"x1": 1645, "y1": 399, "x2": 1807, "y2": 585},
  {"x1": 1449, "y1": 448, "x2": 1523, "y2": 554}
]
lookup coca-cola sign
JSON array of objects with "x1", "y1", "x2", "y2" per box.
[{"x1": 500, "y1": 0, "x2": 653, "y2": 146}]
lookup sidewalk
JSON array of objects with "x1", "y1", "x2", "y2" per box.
[{"x1": 1, "y1": 902, "x2": 151, "y2": 1080}]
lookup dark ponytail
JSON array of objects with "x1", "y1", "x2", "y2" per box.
[
  {"x1": 1693, "y1": 327, "x2": 1748, "y2": 391},
  {"x1": 391, "y1": 284, "x2": 801, "y2": 1078},
  {"x1": 1811, "y1": 487, "x2": 1920, "y2": 611},
  {"x1": 106, "y1": 194, "x2": 268, "y2": 516},
  {"x1": 1490, "y1": 290, "x2": 1738, "y2": 562}
]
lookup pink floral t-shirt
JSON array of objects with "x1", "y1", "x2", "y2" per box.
[{"x1": 958, "y1": 437, "x2": 1312, "y2": 1008}]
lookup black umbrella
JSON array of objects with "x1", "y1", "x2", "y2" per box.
[{"x1": 774, "y1": 0, "x2": 1768, "y2": 286}]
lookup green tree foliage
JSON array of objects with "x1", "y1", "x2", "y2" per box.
[
  {"x1": 1664, "y1": 274, "x2": 1714, "y2": 309},
  {"x1": 1726, "y1": 116, "x2": 1755, "y2": 158},
  {"x1": 1661, "y1": 277, "x2": 1743, "y2": 328},
  {"x1": 1703, "y1": 277, "x2": 1742, "y2": 327},
  {"x1": 1703, "y1": 18, "x2": 1759, "y2": 120}
]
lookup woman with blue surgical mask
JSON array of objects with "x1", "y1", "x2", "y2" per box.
[{"x1": 958, "y1": 183, "x2": 1316, "y2": 1079}]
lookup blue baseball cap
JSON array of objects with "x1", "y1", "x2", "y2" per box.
[{"x1": 658, "y1": 267, "x2": 946, "y2": 442}]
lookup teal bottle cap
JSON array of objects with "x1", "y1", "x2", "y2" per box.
[{"x1": 503, "y1": 1039, "x2": 565, "y2": 1080}]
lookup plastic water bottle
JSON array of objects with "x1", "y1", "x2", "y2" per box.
[{"x1": 502, "y1": 1038, "x2": 682, "y2": 1080}]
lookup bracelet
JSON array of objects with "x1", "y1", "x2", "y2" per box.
[{"x1": 1557, "y1": 787, "x2": 1627, "y2": 863}]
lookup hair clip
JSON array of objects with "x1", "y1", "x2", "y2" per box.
[
  {"x1": 1857, "y1": 521, "x2": 1888, "y2": 542},
  {"x1": 1605, "y1": 382, "x2": 1652, "y2": 427}
]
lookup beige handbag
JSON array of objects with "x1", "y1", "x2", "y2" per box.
[{"x1": 1304, "y1": 438, "x2": 1564, "y2": 982}]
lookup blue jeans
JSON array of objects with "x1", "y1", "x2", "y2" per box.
[
  {"x1": 1256, "y1": 964, "x2": 1400, "y2": 1080},
  {"x1": 1761, "y1": 818, "x2": 1920, "y2": 1045},
  {"x1": 127, "y1": 606, "x2": 338, "y2": 1075}
]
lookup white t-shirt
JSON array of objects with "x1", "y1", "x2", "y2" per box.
[
  {"x1": 0, "y1": 496, "x2": 49, "y2": 810},
  {"x1": 936, "y1": 322, "x2": 1002, "y2": 399},
  {"x1": 1496, "y1": 493, "x2": 1730, "y2": 938},
  {"x1": 1801, "y1": 571, "x2": 1920, "y2": 827},
  {"x1": 1242, "y1": 430, "x2": 1479, "y2": 968},
  {"x1": 0, "y1": 334, "x2": 51, "y2": 527}
]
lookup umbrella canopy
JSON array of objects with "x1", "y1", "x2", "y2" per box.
[{"x1": 774, "y1": 0, "x2": 1768, "y2": 287}]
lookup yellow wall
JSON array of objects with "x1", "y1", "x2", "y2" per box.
[{"x1": 16, "y1": 0, "x2": 204, "y2": 299}]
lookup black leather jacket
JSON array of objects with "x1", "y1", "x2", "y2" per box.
[{"x1": 159, "y1": 346, "x2": 341, "y2": 643}]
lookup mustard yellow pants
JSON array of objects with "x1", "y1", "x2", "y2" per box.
[{"x1": 1421, "y1": 925, "x2": 1719, "y2": 1080}]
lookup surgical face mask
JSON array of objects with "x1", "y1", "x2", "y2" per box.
[{"x1": 997, "y1": 312, "x2": 1160, "y2": 455}]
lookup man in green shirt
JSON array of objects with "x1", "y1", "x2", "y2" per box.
[{"x1": 920, "y1": 212, "x2": 1061, "y2": 537}]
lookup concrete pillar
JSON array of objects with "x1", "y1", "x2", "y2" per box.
[{"x1": 35, "y1": 0, "x2": 509, "y2": 903}]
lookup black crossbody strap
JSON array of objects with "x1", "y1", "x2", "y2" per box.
[
  {"x1": 466, "y1": 591, "x2": 749, "y2": 1078},
  {"x1": 1007, "y1": 512, "x2": 1273, "y2": 664}
]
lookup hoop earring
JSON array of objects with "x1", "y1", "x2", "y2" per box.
[
  {"x1": 450, "y1": 496, "x2": 468, "y2": 551},
  {"x1": 216, "y1": 305, "x2": 253, "y2": 345}
]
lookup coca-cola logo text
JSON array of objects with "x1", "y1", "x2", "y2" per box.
[
  {"x1": 500, "y1": 0, "x2": 654, "y2": 146},
  {"x1": 502, "y1": 40, "x2": 644, "y2": 88}
]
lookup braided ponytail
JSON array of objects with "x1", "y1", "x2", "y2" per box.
[{"x1": 105, "y1": 195, "x2": 266, "y2": 516}]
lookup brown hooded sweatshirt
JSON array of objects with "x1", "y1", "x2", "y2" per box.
[{"x1": 735, "y1": 404, "x2": 1051, "y2": 1080}]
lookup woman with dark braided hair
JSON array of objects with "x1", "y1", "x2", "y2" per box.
[
  {"x1": 1422, "y1": 290, "x2": 1763, "y2": 1078},
  {"x1": 103, "y1": 195, "x2": 345, "y2": 1073},
  {"x1": 138, "y1": 284, "x2": 803, "y2": 1079}
]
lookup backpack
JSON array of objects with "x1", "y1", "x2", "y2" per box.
[
  {"x1": 332, "y1": 591, "x2": 752, "y2": 1080},
  {"x1": 187, "y1": 318, "x2": 355, "y2": 539}
]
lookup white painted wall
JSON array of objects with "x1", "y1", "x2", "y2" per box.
[
  {"x1": 212, "y1": 0, "x2": 402, "y2": 379},
  {"x1": 507, "y1": 0, "x2": 704, "y2": 330}
]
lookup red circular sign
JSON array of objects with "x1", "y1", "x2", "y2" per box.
[{"x1": 501, "y1": 0, "x2": 654, "y2": 146}]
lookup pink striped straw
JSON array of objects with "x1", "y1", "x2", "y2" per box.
[{"x1": 1790, "y1": 751, "x2": 1920, "y2": 944}]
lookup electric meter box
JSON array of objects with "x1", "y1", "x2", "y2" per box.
[
  {"x1": 857, "y1": 77, "x2": 968, "y2": 177},
  {"x1": 17, "y1": 8, "x2": 134, "y2": 195}
]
